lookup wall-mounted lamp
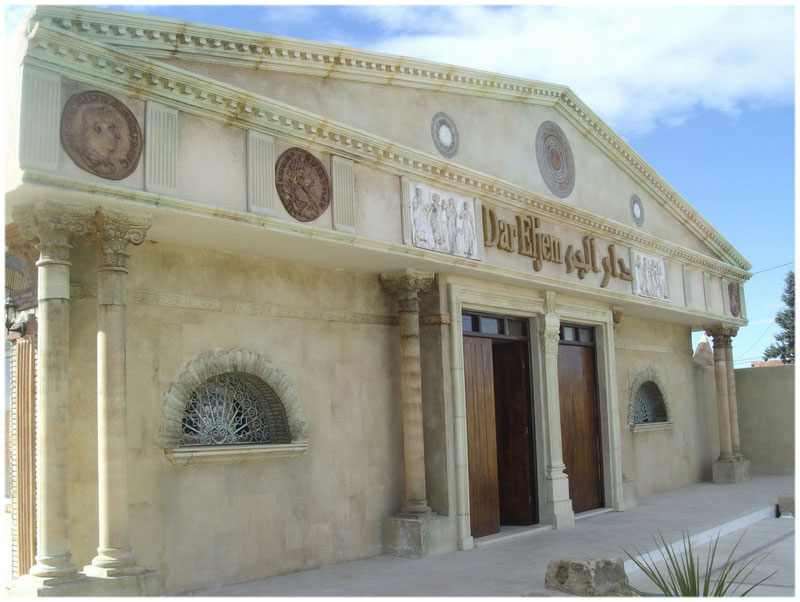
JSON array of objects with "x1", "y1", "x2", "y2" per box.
[{"x1": 5, "y1": 296, "x2": 26, "y2": 338}]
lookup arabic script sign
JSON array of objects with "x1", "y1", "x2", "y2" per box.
[{"x1": 482, "y1": 205, "x2": 633, "y2": 289}]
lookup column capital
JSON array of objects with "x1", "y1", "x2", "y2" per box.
[
  {"x1": 13, "y1": 200, "x2": 95, "y2": 263},
  {"x1": 705, "y1": 324, "x2": 738, "y2": 345},
  {"x1": 88, "y1": 207, "x2": 152, "y2": 269},
  {"x1": 539, "y1": 329, "x2": 560, "y2": 354},
  {"x1": 381, "y1": 269, "x2": 435, "y2": 298},
  {"x1": 381, "y1": 269, "x2": 434, "y2": 312}
]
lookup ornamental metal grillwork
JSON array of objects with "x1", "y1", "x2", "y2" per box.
[
  {"x1": 181, "y1": 371, "x2": 291, "y2": 446},
  {"x1": 632, "y1": 380, "x2": 668, "y2": 424}
]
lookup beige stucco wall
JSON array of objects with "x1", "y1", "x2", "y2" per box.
[
  {"x1": 65, "y1": 241, "x2": 404, "y2": 594},
  {"x1": 615, "y1": 316, "x2": 719, "y2": 497},
  {"x1": 735, "y1": 364, "x2": 795, "y2": 475}
]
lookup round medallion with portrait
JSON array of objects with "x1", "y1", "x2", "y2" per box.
[{"x1": 61, "y1": 90, "x2": 142, "y2": 180}]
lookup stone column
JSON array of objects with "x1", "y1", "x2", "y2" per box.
[
  {"x1": 85, "y1": 209, "x2": 151, "y2": 578},
  {"x1": 723, "y1": 327, "x2": 743, "y2": 457},
  {"x1": 539, "y1": 292, "x2": 574, "y2": 529},
  {"x1": 12, "y1": 201, "x2": 94, "y2": 586},
  {"x1": 706, "y1": 326, "x2": 734, "y2": 461},
  {"x1": 380, "y1": 269, "x2": 434, "y2": 515}
]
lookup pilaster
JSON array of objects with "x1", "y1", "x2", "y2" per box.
[{"x1": 538, "y1": 291, "x2": 574, "y2": 529}]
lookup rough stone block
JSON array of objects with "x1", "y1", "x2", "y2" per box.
[
  {"x1": 778, "y1": 494, "x2": 794, "y2": 517},
  {"x1": 544, "y1": 558, "x2": 632, "y2": 597},
  {"x1": 712, "y1": 458, "x2": 751, "y2": 484},
  {"x1": 383, "y1": 514, "x2": 454, "y2": 558}
]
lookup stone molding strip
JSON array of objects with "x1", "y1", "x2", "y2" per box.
[
  {"x1": 23, "y1": 171, "x2": 745, "y2": 326},
  {"x1": 69, "y1": 283, "x2": 397, "y2": 326},
  {"x1": 614, "y1": 342, "x2": 693, "y2": 356},
  {"x1": 29, "y1": 6, "x2": 751, "y2": 273},
  {"x1": 21, "y1": 20, "x2": 750, "y2": 279}
]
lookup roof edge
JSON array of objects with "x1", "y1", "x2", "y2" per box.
[{"x1": 29, "y1": 5, "x2": 750, "y2": 271}]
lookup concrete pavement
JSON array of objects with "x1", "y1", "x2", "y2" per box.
[{"x1": 183, "y1": 474, "x2": 793, "y2": 596}]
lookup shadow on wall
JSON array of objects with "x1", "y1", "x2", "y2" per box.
[{"x1": 735, "y1": 364, "x2": 795, "y2": 475}]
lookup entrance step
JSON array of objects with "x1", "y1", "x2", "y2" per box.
[{"x1": 475, "y1": 524, "x2": 553, "y2": 547}]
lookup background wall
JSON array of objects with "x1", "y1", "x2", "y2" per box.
[
  {"x1": 735, "y1": 364, "x2": 794, "y2": 475},
  {"x1": 67, "y1": 241, "x2": 404, "y2": 594},
  {"x1": 615, "y1": 316, "x2": 719, "y2": 497}
]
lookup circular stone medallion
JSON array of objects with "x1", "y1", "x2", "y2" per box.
[
  {"x1": 275, "y1": 148, "x2": 331, "y2": 222},
  {"x1": 728, "y1": 282, "x2": 741, "y2": 317},
  {"x1": 60, "y1": 90, "x2": 142, "y2": 180},
  {"x1": 431, "y1": 112, "x2": 459, "y2": 158},
  {"x1": 535, "y1": 121, "x2": 575, "y2": 198},
  {"x1": 630, "y1": 194, "x2": 645, "y2": 227}
]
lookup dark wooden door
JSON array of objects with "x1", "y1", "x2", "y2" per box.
[
  {"x1": 463, "y1": 336, "x2": 500, "y2": 537},
  {"x1": 493, "y1": 341, "x2": 536, "y2": 525},
  {"x1": 557, "y1": 342, "x2": 603, "y2": 513}
]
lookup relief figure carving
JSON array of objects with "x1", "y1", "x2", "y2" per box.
[
  {"x1": 634, "y1": 252, "x2": 668, "y2": 300},
  {"x1": 406, "y1": 180, "x2": 478, "y2": 260}
]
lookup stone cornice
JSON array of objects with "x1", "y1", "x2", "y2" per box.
[
  {"x1": 28, "y1": 5, "x2": 751, "y2": 274},
  {"x1": 19, "y1": 22, "x2": 748, "y2": 282}
]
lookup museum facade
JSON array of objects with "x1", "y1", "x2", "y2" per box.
[{"x1": 5, "y1": 6, "x2": 751, "y2": 596}]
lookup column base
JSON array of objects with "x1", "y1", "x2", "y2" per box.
[
  {"x1": 712, "y1": 457, "x2": 751, "y2": 483},
  {"x1": 10, "y1": 571, "x2": 158, "y2": 597},
  {"x1": 383, "y1": 513, "x2": 454, "y2": 558},
  {"x1": 10, "y1": 573, "x2": 85, "y2": 596},
  {"x1": 622, "y1": 478, "x2": 638, "y2": 510},
  {"x1": 84, "y1": 563, "x2": 147, "y2": 578},
  {"x1": 546, "y1": 472, "x2": 575, "y2": 529}
]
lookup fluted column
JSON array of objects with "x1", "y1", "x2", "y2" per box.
[
  {"x1": 85, "y1": 209, "x2": 151, "y2": 578},
  {"x1": 723, "y1": 327, "x2": 743, "y2": 458},
  {"x1": 706, "y1": 326, "x2": 734, "y2": 461},
  {"x1": 539, "y1": 292, "x2": 574, "y2": 529},
  {"x1": 13, "y1": 201, "x2": 94, "y2": 585},
  {"x1": 380, "y1": 269, "x2": 434, "y2": 515}
]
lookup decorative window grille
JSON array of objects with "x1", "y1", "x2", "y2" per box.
[
  {"x1": 181, "y1": 371, "x2": 291, "y2": 446},
  {"x1": 631, "y1": 380, "x2": 668, "y2": 424}
]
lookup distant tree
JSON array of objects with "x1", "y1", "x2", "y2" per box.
[{"x1": 763, "y1": 270, "x2": 794, "y2": 364}]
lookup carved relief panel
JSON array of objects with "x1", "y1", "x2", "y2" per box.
[
  {"x1": 60, "y1": 90, "x2": 142, "y2": 180},
  {"x1": 401, "y1": 178, "x2": 482, "y2": 260},
  {"x1": 631, "y1": 250, "x2": 669, "y2": 301},
  {"x1": 275, "y1": 148, "x2": 331, "y2": 222}
]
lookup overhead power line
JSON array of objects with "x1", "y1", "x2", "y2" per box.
[
  {"x1": 751, "y1": 261, "x2": 794, "y2": 275},
  {"x1": 736, "y1": 322, "x2": 774, "y2": 360}
]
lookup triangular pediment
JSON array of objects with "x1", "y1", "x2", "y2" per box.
[{"x1": 21, "y1": 5, "x2": 750, "y2": 275}]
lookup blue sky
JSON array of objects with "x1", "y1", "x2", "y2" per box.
[{"x1": 5, "y1": 4, "x2": 795, "y2": 365}]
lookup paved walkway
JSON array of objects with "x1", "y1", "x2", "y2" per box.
[{"x1": 185, "y1": 475, "x2": 793, "y2": 596}]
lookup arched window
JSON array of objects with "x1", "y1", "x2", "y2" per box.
[
  {"x1": 163, "y1": 349, "x2": 307, "y2": 465},
  {"x1": 631, "y1": 381, "x2": 668, "y2": 424},
  {"x1": 181, "y1": 372, "x2": 291, "y2": 446}
]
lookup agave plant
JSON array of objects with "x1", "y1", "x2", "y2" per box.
[{"x1": 622, "y1": 531, "x2": 776, "y2": 596}]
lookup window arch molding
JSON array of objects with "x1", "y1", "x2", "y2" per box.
[
  {"x1": 162, "y1": 349, "x2": 307, "y2": 464},
  {"x1": 626, "y1": 364, "x2": 672, "y2": 431}
]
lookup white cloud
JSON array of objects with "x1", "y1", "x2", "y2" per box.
[{"x1": 352, "y1": 5, "x2": 793, "y2": 137}]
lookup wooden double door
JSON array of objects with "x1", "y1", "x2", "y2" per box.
[
  {"x1": 462, "y1": 313, "x2": 537, "y2": 538},
  {"x1": 557, "y1": 324, "x2": 604, "y2": 513}
]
